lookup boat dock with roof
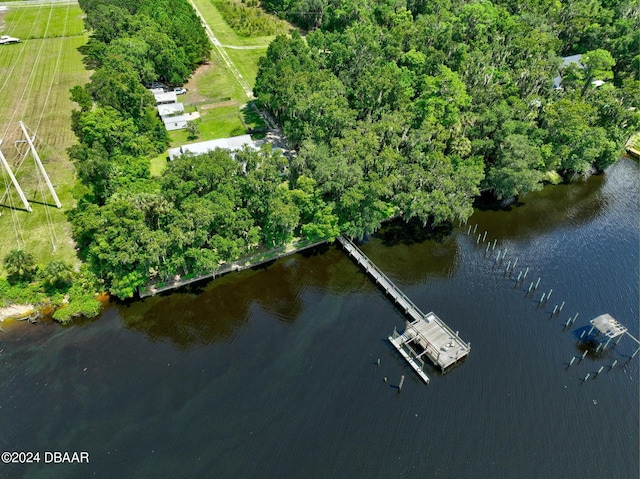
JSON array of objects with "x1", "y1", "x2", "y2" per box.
[{"x1": 337, "y1": 236, "x2": 470, "y2": 383}]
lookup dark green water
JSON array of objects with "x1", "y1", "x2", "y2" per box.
[{"x1": 1, "y1": 158, "x2": 638, "y2": 479}]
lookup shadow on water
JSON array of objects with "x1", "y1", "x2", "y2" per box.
[
  {"x1": 115, "y1": 246, "x2": 360, "y2": 348},
  {"x1": 469, "y1": 168, "x2": 614, "y2": 239},
  {"x1": 360, "y1": 218, "x2": 460, "y2": 285}
]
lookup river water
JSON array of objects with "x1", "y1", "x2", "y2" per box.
[{"x1": 1, "y1": 158, "x2": 638, "y2": 479}]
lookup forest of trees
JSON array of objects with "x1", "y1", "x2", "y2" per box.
[
  {"x1": 257, "y1": 0, "x2": 639, "y2": 212},
  {"x1": 69, "y1": 0, "x2": 639, "y2": 299}
]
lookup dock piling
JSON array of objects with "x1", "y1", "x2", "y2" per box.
[
  {"x1": 377, "y1": 358, "x2": 380, "y2": 367},
  {"x1": 540, "y1": 293, "x2": 546, "y2": 303},
  {"x1": 569, "y1": 356, "x2": 575, "y2": 366},
  {"x1": 565, "y1": 317, "x2": 571, "y2": 328},
  {"x1": 473, "y1": 224, "x2": 478, "y2": 234},
  {"x1": 583, "y1": 373, "x2": 590, "y2": 382},
  {"x1": 516, "y1": 271, "x2": 522, "y2": 282},
  {"x1": 485, "y1": 243, "x2": 490, "y2": 254},
  {"x1": 581, "y1": 350, "x2": 588, "y2": 360},
  {"x1": 579, "y1": 331, "x2": 586, "y2": 340},
  {"x1": 483, "y1": 231, "x2": 487, "y2": 242},
  {"x1": 596, "y1": 366, "x2": 604, "y2": 376},
  {"x1": 610, "y1": 359, "x2": 618, "y2": 369},
  {"x1": 547, "y1": 289, "x2": 553, "y2": 301},
  {"x1": 534, "y1": 277, "x2": 541, "y2": 290},
  {"x1": 477, "y1": 234, "x2": 481, "y2": 244},
  {"x1": 552, "y1": 305, "x2": 558, "y2": 315},
  {"x1": 559, "y1": 301, "x2": 565, "y2": 312},
  {"x1": 467, "y1": 225, "x2": 471, "y2": 235},
  {"x1": 572, "y1": 312, "x2": 579, "y2": 324},
  {"x1": 528, "y1": 282, "x2": 534, "y2": 293},
  {"x1": 398, "y1": 375, "x2": 405, "y2": 392},
  {"x1": 492, "y1": 239, "x2": 497, "y2": 251},
  {"x1": 523, "y1": 267, "x2": 529, "y2": 280}
]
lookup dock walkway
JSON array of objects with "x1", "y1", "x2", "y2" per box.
[
  {"x1": 337, "y1": 236, "x2": 425, "y2": 322},
  {"x1": 337, "y1": 236, "x2": 470, "y2": 377}
]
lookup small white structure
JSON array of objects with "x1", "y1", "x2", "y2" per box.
[
  {"x1": 153, "y1": 91, "x2": 177, "y2": 105},
  {"x1": 162, "y1": 112, "x2": 200, "y2": 131},
  {"x1": 168, "y1": 134, "x2": 256, "y2": 161},
  {"x1": 157, "y1": 102, "x2": 185, "y2": 117}
]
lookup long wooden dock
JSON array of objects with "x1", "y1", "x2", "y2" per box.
[{"x1": 337, "y1": 236, "x2": 470, "y2": 378}]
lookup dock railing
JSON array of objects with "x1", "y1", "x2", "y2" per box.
[{"x1": 338, "y1": 236, "x2": 428, "y2": 321}]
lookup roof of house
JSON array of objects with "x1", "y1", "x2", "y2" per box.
[
  {"x1": 153, "y1": 91, "x2": 177, "y2": 104},
  {"x1": 157, "y1": 102, "x2": 184, "y2": 117},
  {"x1": 168, "y1": 134, "x2": 256, "y2": 160}
]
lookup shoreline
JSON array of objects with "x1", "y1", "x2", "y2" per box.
[{"x1": 0, "y1": 304, "x2": 35, "y2": 322}]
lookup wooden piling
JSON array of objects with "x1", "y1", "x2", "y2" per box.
[
  {"x1": 611, "y1": 359, "x2": 618, "y2": 369},
  {"x1": 516, "y1": 271, "x2": 522, "y2": 282},
  {"x1": 583, "y1": 373, "x2": 590, "y2": 382},
  {"x1": 377, "y1": 358, "x2": 380, "y2": 366},
  {"x1": 579, "y1": 330, "x2": 586, "y2": 340},
  {"x1": 467, "y1": 225, "x2": 471, "y2": 235},
  {"x1": 569, "y1": 357, "x2": 575, "y2": 366},
  {"x1": 581, "y1": 350, "x2": 588, "y2": 360},
  {"x1": 492, "y1": 239, "x2": 497, "y2": 251},
  {"x1": 552, "y1": 305, "x2": 558, "y2": 315},
  {"x1": 528, "y1": 282, "x2": 533, "y2": 293},
  {"x1": 485, "y1": 243, "x2": 490, "y2": 254},
  {"x1": 512, "y1": 257, "x2": 518, "y2": 269},
  {"x1": 534, "y1": 277, "x2": 541, "y2": 290},
  {"x1": 399, "y1": 375, "x2": 405, "y2": 391},
  {"x1": 572, "y1": 312, "x2": 579, "y2": 324},
  {"x1": 477, "y1": 234, "x2": 481, "y2": 244},
  {"x1": 597, "y1": 366, "x2": 604, "y2": 375},
  {"x1": 596, "y1": 343, "x2": 602, "y2": 353},
  {"x1": 473, "y1": 224, "x2": 478, "y2": 234},
  {"x1": 559, "y1": 301, "x2": 565, "y2": 312},
  {"x1": 565, "y1": 317, "x2": 571, "y2": 327},
  {"x1": 547, "y1": 289, "x2": 553, "y2": 301},
  {"x1": 523, "y1": 267, "x2": 529, "y2": 280},
  {"x1": 482, "y1": 231, "x2": 487, "y2": 242},
  {"x1": 540, "y1": 292, "x2": 546, "y2": 303},
  {"x1": 603, "y1": 337, "x2": 611, "y2": 350},
  {"x1": 632, "y1": 347, "x2": 640, "y2": 359}
]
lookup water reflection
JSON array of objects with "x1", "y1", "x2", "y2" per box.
[
  {"x1": 470, "y1": 159, "x2": 637, "y2": 239},
  {"x1": 361, "y1": 219, "x2": 459, "y2": 285},
  {"x1": 116, "y1": 246, "x2": 362, "y2": 348}
]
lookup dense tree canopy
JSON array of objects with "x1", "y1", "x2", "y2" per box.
[
  {"x1": 69, "y1": 0, "x2": 639, "y2": 299},
  {"x1": 256, "y1": 0, "x2": 639, "y2": 217}
]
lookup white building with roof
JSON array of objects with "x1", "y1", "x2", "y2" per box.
[
  {"x1": 167, "y1": 134, "x2": 257, "y2": 161},
  {"x1": 158, "y1": 102, "x2": 185, "y2": 117},
  {"x1": 153, "y1": 91, "x2": 178, "y2": 105},
  {"x1": 162, "y1": 112, "x2": 201, "y2": 131}
]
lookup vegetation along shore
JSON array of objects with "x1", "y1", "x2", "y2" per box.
[{"x1": 1, "y1": 0, "x2": 638, "y2": 319}]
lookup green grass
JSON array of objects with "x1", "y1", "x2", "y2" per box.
[
  {"x1": 0, "y1": 5, "x2": 90, "y2": 276},
  {"x1": 193, "y1": 0, "x2": 277, "y2": 47},
  {"x1": 226, "y1": 47, "x2": 267, "y2": 88},
  {"x1": 4, "y1": 4, "x2": 86, "y2": 39}
]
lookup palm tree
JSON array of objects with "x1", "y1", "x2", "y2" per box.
[
  {"x1": 3, "y1": 249, "x2": 36, "y2": 280},
  {"x1": 42, "y1": 260, "x2": 74, "y2": 288}
]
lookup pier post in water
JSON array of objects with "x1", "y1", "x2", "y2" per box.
[{"x1": 398, "y1": 375, "x2": 405, "y2": 392}]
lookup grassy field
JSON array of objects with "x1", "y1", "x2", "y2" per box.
[
  {"x1": 0, "y1": 4, "x2": 90, "y2": 275},
  {"x1": 194, "y1": 0, "x2": 278, "y2": 47}
]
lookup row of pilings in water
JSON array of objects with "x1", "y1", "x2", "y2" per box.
[{"x1": 461, "y1": 220, "x2": 638, "y2": 384}]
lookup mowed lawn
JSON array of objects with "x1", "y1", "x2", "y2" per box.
[{"x1": 0, "y1": 5, "x2": 90, "y2": 275}]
